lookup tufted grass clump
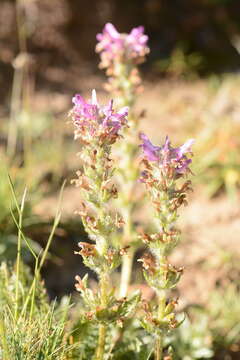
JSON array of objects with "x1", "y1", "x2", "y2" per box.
[{"x1": 0, "y1": 179, "x2": 74, "y2": 360}]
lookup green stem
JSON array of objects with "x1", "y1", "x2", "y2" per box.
[
  {"x1": 16, "y1": 0, "x2": 27, "y2": 53},
  {"x1": 95, "y1": 324, "x2": 106, "y2": 360},
  {"x1": 113, "y1": 61, "x2": 139, "y2": 298},
  {"x1": 0, "y1": 315, "x2": 10, "y2": 360},
  {"x1": 95, "y1": 273, "x2": 108, "y2": 360},
  {"x1": 154, "y1": 291, "x2": 166, "y2": 360},
  {"x1": 158, "y1": 292, "x2": 166, "y2": 319},
  {"x1": 29, "y1": 257, "x2": 39, "y2": 321},
  {"x1": 19, "y1": 211, "x2": 61, "y2": 318},
  {"x1": 14, "y1": 188, "x2": 27, "y2": 321},
  {"x1": 119, "y1": 247, "x2": 134, "y2": 297},
  {"x1": 155, "y1": 336, "x2": 163, "y2": 360},
  {"x1": 119, "y1": 205, "x2": 135, "y2": 297},
  {"x1": 7, "y1": 67, "x2": 23, "y2": 158}
]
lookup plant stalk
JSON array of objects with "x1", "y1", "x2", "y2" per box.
[
  {"x1": 14, "y1": 188, "x2": 27, "y2": 320},
  {"x1": 119, "y1": 247, "x2": 134, "y2": 297},
  {"x1": 95, "y1": 324, "x2": 107, "y2": 360},
  {"x1": 95, "y1": 273, "x2": 108, "y2": 360},
  {"x1": 0, "y1": 314, "x2": 10, "y2": 360},
  {"x1": 154, "y1": 291, "x2": 166, "y2": 360},
  {"x1": 119, "y1": 201, "x2": 136, "y2": 297},
  {"x1": 155, "y1": 336, "x2": 163, "y2": 360}
]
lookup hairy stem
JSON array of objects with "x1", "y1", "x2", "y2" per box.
[
  {"x1": 154, "y1": 259, "x2": 167, "y2": 360},
  {"x1": 155, "y1": 336, "x2": 163, "y2": 360},
  {"x1": 158, "y1": 291, "x2": 166, "y2": 319},
  {"x1": 119, "y1": 247, "x2": 134, "y2": 297},
  {"x1": 95, "y1": 273, "x2": 108, "y2": 360},
  {"x1": 95, "y1": 324, "x2": 106, "y2": 360},
  {"x1": 154, "y1": 293, "x2": 165, "y2": 360},
  {"x1": 119, "y1": 208, "x2": 134, "y2": 297}
]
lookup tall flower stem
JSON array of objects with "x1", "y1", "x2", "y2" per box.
[
  {"x1": 71, "y1": 91, "x2": 134, "y2": 358},
  {"x1": 158, "y1": 292, "x2": 166, "y2": 320},
  {"x1": 155, "y1": 292, "x2": 166, "y2": 360},
  {"x1": 95, "y1": 273, "x2": 108, "y2": 360},
  {"x1": 117, "y1": 138, "x2": 139, "y2": 297},
  {"x1": 110, "y1": 63, "x2": 142, "y2": 298},
  {"x1": 96, "y1": 324, "x2": 106, "y2": 360},
  {"x1": 110, "y1": 62, "x2": 136, "y2": 109},
  {"x1": 115, "y1": 98, "x2": 139, "y2": 299},
  {"x1": 119, "y1": 246, "x2": 134, "y2": 297},
  {"x1": 155, "y1": 336, "x2": 162, "y2": 360},
  {"x1": 96, "y1": 24, "x2": 149, "y2": 298}
]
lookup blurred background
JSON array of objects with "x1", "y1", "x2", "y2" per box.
[{"x1": 1, "y1": 1, "x2": 240, "y2": 359}]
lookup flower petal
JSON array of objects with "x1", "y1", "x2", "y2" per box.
[{"x1": 139, "y1": 133, "x2": 160, "y2": 162}]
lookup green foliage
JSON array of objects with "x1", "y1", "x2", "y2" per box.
[
  {"x1": 164, "y1": 284, "x2": 240, "y2": 359},
  {"x1": 180, "y1": 75, "x2": 240, "y2": 199},
  {"x1": 166, "y1": 308, "x2": 214, "y2": 360},
  {"x1": 70, "y1": 314, "x2": 153, "y2": 360},
  {"x1": 0, "y1": 262, "x2": 73, "y2": 360},
  {"x1": 71, "y1": 319, "x2": 99, "y2": 359},
  {"x1": 0, "y1": 179, "x2": 73, "y2": 359},
  {"x1": 0, "y1": 166, "x2": 41, "y2": 262},
  {"x1": 209, "y1": 284, "x2": 240, "y2": 352},
  {"x1": 155, "y1": 46, "x2": 203, "y2": 78},
  {"x1": 194, "y1": 115, "x2": 240, "y2": 198},
  {"x1": 75, "y1": 274, "x2": 140, "y2": 324},
  {"x1": 1, "y1": 8, "x2": 240, "y2": 358},
  {"x1": 111, "y1": 319, "x2": 153, "y2": 360}
]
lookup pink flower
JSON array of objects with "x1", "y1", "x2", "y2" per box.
[
  {"x1": 70, "y1": 90, "x2": 128, "y2": 144},
  {"x1": 96, "y1": 23, "x2": 149, "y2": 66},
  {"x1": 96, "y1": 23, "x2": 124, "y2": 60},
  {"x1": 126, "y1": 26, "x2": 149, "y2": 55},
  {"x1": 72, "y1": 94, "x2": 98, "y2": 121}
]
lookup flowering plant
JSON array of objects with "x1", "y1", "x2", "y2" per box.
[
  {"x1": 70, "y1": 23, "x2": 195, "y2": 360},
  {"x1": 70, "y1": 90, "x2": 141, "y2": 360},
  {"x1": 139, "y1": 134, "x2": 194, "y2": 358},
  {"x1": 96, "y1": 23, "x2": 150, "y2": 299}
]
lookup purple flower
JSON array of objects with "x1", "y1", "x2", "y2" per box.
[
  {"x1": 139, "y1": 133, "x2": 160, "y2": 161},
  {"x1": 102, "y1": 99, "x2": 128, "y2": 134},
  {"x1": 161, "y1": 136, "x2": 194, "y2": 174},
  {"x1": 96, "y1": 23, "x2": 149, "y2": 66},
  {"x1": 176, "y1": 139, "x2": 195, "y2": 159},
  {"x1": 139, "y1": 133, "x2": 194, "y2": 175},
  {"x1": 70, "y1": 90, "x2": 128, "y2": 143}
]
